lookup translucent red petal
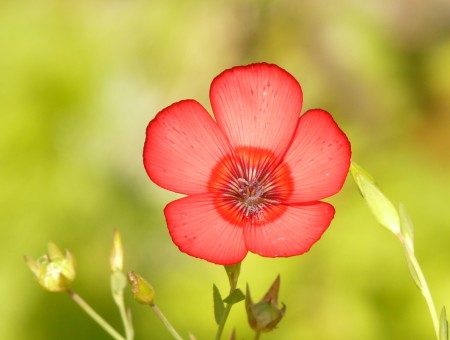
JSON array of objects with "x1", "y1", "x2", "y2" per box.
[
  {"x1": 283, "y1": 109, "x2": 351, "y2": 202},
  {"x1": 244, "y1": 202, "x2": 335, "y2": 257},
  {"x1": 164, "y1": 194, "x2": 248, "y2": 265},
  {"x1": 210, "y1": 63, "x2": 302, "y2": 158},
  {"x1": 143, "y1": 100, "x2": 232, "y2": 195}
]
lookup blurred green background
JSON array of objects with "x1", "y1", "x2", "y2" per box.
[{"x1": 1, "y1": 0, "x2": 450, "y2": 339}]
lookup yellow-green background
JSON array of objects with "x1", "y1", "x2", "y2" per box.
[{"x1": 2, "y1": 0, "x2": 450, "y2": 339}]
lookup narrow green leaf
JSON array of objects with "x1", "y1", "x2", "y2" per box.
[
  {"x1": 440, "y1": 306, "x2": 448, "y2": 340},
  {"x1": 245, "y1": 284, "x2": 257, "y2": 330},
  {"x1": 213, "y1": 284, "x2": 225, "y2": 325},
  {"x1": 223, "y1": 288, "x2": 245, "y2": 304},
  {"x1": 402, "y1": 244, "x2": 423, "y2": 290}
]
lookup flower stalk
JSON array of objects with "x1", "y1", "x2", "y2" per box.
[
  {"x1": 112, "y1": 272, "x2": 133, "y2": 340},
  {"x1": 68, "y1": 289, "x2": 125, "y2": 340},
  {"x1": 110, "y1": 230, "x2": 134, "y2": 340},
  {"x1": 215, "y1": 264, "x2": 242, "y2": 340},
  {"x1": 127, "y1": 271, "x2": 183, "y2": 340},
  {"x1": 398, "y1": 233, "x2": 439, "y2": 338},
  {"x1": 150, "y1": 304, "x2": 184, "y2": 340}
]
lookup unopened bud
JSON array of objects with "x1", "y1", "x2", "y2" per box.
[
  {"x1": 350, "y1": 162, "x2": 401, "y2": 235},
  {"x1": 128, "y1": 271, "x2": 155, "y2": 305},
  {"x1": 110, "y1": 229, "x2": 124, "y2": 272},
  {"x1": 245, "y1": 275, "x2": 286, "y2": 333}
]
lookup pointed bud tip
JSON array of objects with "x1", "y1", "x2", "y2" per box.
[
  {"x1": 263, "y1": 275, "x2": 281, "y2": 305},
  {"x1": 47, "y1": 241, "x2": 64, "y2": 261},
  {"x1": 110, "y1": 229, "x2": 124, "y2": 272}
]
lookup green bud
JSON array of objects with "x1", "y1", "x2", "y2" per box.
[
  {"x1": 111, "y1": 271, "x2": 127, "y2": 295},
  {"x1": 25, "y1": 242, "x2": 76, "y2": 292},
  {"x1": 110, "y1": 229, "x2": 124, "y2": 272},
  {"x1": 127, "y1": 271, "x2": 155, "y2": 305},
  {"x1": 350, "y1": 162, "x2": 400, "y2": 235},
  {"x1": 245, "y1": 275, "x2": 286, "y2": 333}
]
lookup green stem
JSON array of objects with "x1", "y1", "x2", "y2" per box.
[
  {"x1": 254, "y1": 330, "x2": 262, "y2": 340},
  {"x1": 150, "y1": 303, "x2": 184, "y2": 340},
  {"x1": 215, "y1": 264, "x2": 241, "y2": 340},
  {"x1": 111, "y1": 271, "x2": 134, "y2": 340},
  {"x1": 215, "y1": 300, "x2": 234, "y2": 340},
  {"x1": 114, "y1": 290, "x2": 134, "y2": 340},
  {"x1": 68, "y1": 289, "x2": 125, "y2": 340},
  {"x1": 400, "y1": 236, "x2": 439, "y2": 339}
]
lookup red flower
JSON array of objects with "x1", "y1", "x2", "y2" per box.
[{"x1": 143, "y1": 63, "x2": 351, "y2": 265}]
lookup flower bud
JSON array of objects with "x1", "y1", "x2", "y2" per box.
[
  {"x1": 110, "y1": 229, "x2": 124, "y2": 272},
  {"x1": 25, "y1": 242, "x2": 76, "y2": 292},
  {"x1": 127, "y1": 271, "x2": 155, "y2": 305},
  {"x1": 350, "y1": 162, "x2": 401, "y2": 235},
  {"x1": 245, "y1": 275, "x2": 286, "y2": 333}
]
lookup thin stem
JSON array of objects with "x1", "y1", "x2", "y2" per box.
[
  {"x1": 400, "y1": 240, "x2": 439, "y2": 339},
  {"x1": 150, "y1": 303, "x2": 184, "y2": 340},
  {"x1": 254, "y1": 330, "x2": 262, "y2": 340},
  {"x1": 215, "y1": 300, "x2": 234, "y2": 340},
  {"x1": 215, "y1": 264, "x2": 241, "y2": 340},
  {"x1": 111, "y1": 270, "x2": 133, "y2": 339},
  {"x1": 114, "y1": 290, "x2": 134, "y2": 340},
  {"x1": 68, "y1": 289, "x2": 125, "y2": 340}
]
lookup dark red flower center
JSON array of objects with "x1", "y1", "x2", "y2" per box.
[{"x1": 208, "y1": 147, "x2": 293, "y2": 226}]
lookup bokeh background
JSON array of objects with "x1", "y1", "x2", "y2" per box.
[{"x1": 2, "y1": 0, "x2": 450, "y2": 339}]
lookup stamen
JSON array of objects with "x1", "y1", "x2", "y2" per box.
[{"x1": 232, "y1": 176, "x2": 272, "y2": 221}]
